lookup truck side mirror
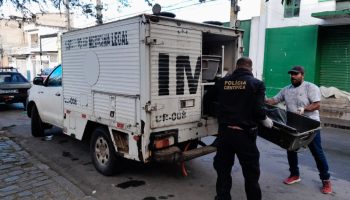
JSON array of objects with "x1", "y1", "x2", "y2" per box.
[{"x1": 33, "y1": 77, "x2": 44, "y2": 85}]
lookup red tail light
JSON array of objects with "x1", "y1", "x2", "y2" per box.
[{"x1": 154, "y1": 137, "x2": 174, "y2": 149}]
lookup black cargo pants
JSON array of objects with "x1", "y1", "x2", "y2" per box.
[{"x1": 213, "y1": 126, "x2": 261, "y2": 200}]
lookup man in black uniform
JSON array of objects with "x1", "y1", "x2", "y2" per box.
[{"x1": 208, "y1": 57, "x2": 273, "y2": 200}]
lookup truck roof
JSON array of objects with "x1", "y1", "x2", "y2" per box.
[{"x1": 64, "y1": 13, "x2": 242, "y2": 35}]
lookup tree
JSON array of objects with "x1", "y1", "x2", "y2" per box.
[{"x1": 0, "y1": 0, "x2": 154, "y2": 18}]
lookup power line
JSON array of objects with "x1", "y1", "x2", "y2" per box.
[
  {"x1": 104, "y1": 0, "x2": 191, "y2": 22},
  {"x1": 105, "y1": 0, "x2": 218, "y2": 22},
  {"x1": 163, "y1": 0, "x2": 217, "y2": 12}
]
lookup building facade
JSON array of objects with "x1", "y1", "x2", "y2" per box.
[
  {"x1": 0, "y1": 18, "x2": 30, "y2": 76},
  {"x1": 0, "y1": 13, "x2": 72, "y2": 80},
  {"x1": 263, "y1": 0, "x2": 350, "y2": 96}
]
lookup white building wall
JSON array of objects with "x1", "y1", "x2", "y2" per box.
[
  {"x1": 0, "y1": 20, "x2": 28, "y2": 68},
  {"x1": 1, "y1": 14, "x2": 70, "y2": 80},
  {"x1": 249, "y1": 17, "x2": 264, "y2": 80},
  {"x1": 266, "y1": 0, "x2": 350, "y2": 28},
  {"x1": 0, "y1": 20, "x2": 26, "y2": 50},
  {"x1": 23, "y1": 24, "x2": 66, "y2": 80},
  {"x1": 246, "y1": 0, "x2": 350, "y2": 80},
  {"x1": 34, "y1": 13, "x2": 72, "y2": 28},
  {"x1": 24, "y1": 24, "x2": 64, "y2": 52}
]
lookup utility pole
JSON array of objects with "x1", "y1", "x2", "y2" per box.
[
  {"x1": 230, "y1": 0, "x2": 240, "y2": 28},
  {"x1": 0, "y1": 45, "x2": 3, "y2": 67},
  {"x1": 64, "y1": 0, "x2": 71, "y2": 30},
  {"x1": 96, "y1": 0, "x2": 103, "y2": 25}
]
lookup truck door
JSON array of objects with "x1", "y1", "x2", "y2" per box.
[{"x1": 149, "y1": 23, "x2": 202, "y2": 129}]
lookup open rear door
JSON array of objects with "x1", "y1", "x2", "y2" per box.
[{"x1": 149, "y1": 23, "x2": 202, "y2": 129}]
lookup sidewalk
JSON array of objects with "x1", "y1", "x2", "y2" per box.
[
  {"x1": 0, "y1": 131, "x2": 92, "y2": 200},
  {"x1": 320, "y1": 98, "x2": 350, "y2": 130}
]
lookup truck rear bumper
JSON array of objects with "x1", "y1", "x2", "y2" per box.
[{"x1": 153, "y1": 145, "x2": 217, "y2": 163}]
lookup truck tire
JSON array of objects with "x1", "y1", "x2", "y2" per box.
[
  {"x1": 31, "y1": 105, "x2": 45, "y2": 137},
  {"x1": 90, "y1": 127, "x2": 123, "y2": 176}
]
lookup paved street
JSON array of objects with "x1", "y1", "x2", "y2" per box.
[{"x1": 1, "y1": 103, "x2": 350, "y2": 200}]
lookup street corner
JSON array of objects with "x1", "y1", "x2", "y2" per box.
[{"x1": 0, "y1": 131, "x2": 95, "y2": 200}]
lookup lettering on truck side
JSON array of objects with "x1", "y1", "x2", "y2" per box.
[
  {"x1": 158, "y1": 53, "x2": 201, "y2": 96},
  {"x1": 155, "y1": 111, "x2": 187, "y2": 122},
  {"x1": 64, "y1": 31, "x2": 129, "y2": 51},
  {"x1": 64, "y1": 97, "x2": 78, "y2": 105}
]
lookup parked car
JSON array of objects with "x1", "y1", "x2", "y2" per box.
[{"x1": 0, "y1": 67, "x2": 31, "y2": 109}]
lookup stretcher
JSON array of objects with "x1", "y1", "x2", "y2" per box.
[{"x1": 258, "y1": 104, "x2": 321, "y2": 151}]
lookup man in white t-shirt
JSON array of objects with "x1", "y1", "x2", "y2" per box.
[{"x1": 266, "y1": 66, "x2": 332, "y2": 194}]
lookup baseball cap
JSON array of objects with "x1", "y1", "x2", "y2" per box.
[{"x1": 288, "y1": 66, "x2": 304, "y2": 74}]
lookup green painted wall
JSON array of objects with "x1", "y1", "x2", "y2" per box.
[
  {"x1": 263, "y1": 25, "x2": 319, "y2": 97},
  {"x1": 223, "y1": 20, "x2": 251, "y2": 57},
  {"x1": 239, "y1": 20, "x2": 251, "y2": 57}
]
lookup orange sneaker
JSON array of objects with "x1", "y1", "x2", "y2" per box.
[
  {"x1": 283, "y1": 176, "x2": 301, "y2": 185},
  {"x1": 321, "y1": 180, "x2": 332, "y2": 194}
]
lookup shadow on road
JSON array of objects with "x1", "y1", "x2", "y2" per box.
[{"x1": 0, "y1": 103, "x2": 25, "y2": 111}]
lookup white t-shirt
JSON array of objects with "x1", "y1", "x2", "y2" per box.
[{"x1": 272, "y1": 81, "x2": 321, "y2": 121}]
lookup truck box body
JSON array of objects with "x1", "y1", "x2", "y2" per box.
[{"x1": 61, "y1": 14, "x2": 242, "y2": 163}]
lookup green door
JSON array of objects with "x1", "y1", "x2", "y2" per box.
[{"x1": 318, "y1": 26, "x2": 350, "y2": 92}]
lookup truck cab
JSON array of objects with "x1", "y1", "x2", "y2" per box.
[{"x1": 27, "y1": 65, "x2": 63, "y2": 136}]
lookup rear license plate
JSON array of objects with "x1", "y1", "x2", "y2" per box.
[{"x1": 0, "y1": 89, "x2": 18, "y2": 94}]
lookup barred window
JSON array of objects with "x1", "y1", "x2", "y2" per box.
[{"x1": 284, "y1": 0, "x2": 301, "y2": 18}]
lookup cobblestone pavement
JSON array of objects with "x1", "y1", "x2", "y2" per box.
[{"x1": 0, "y1": 131, "x2": 92, "y2": 200}]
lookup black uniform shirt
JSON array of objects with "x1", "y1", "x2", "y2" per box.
[{"x1": 207, "y1": 68, "x2": 267, "y2": 130}]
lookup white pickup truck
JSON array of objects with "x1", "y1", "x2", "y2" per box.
[{"x1": 27, "y1": 14, "x2": 243, "y2": 175}]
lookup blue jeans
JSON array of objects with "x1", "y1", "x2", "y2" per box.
[{"x1": 287, "y1": 130, "x2": 330, "y2": 180}]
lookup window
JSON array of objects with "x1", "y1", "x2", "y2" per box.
[
  {"x1": 0, "y1": 73, "x2": 28, "y2": 84},
  {"x1": 11, "y1": 74, "x2": 28, "y2": 83},
  {"x1": 47, "y1": 65, "x2": 62, "y2": 87},
  {"x1": 284, "y1": 0, "x2": 301, "y2": 18},
  {"x1": 31, "y1": 33, "x2": 39, "y2": 48},
  {"x1": 0, "y1": 74, "x2": 12, "y2": 83}
]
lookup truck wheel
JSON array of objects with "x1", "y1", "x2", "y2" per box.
[
  {"x1": 31, "y1": 105, "x2": 45, "y2": 137},
  {"x1": 90, "y1": 127, "x2": 122, "y2": 176}
]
